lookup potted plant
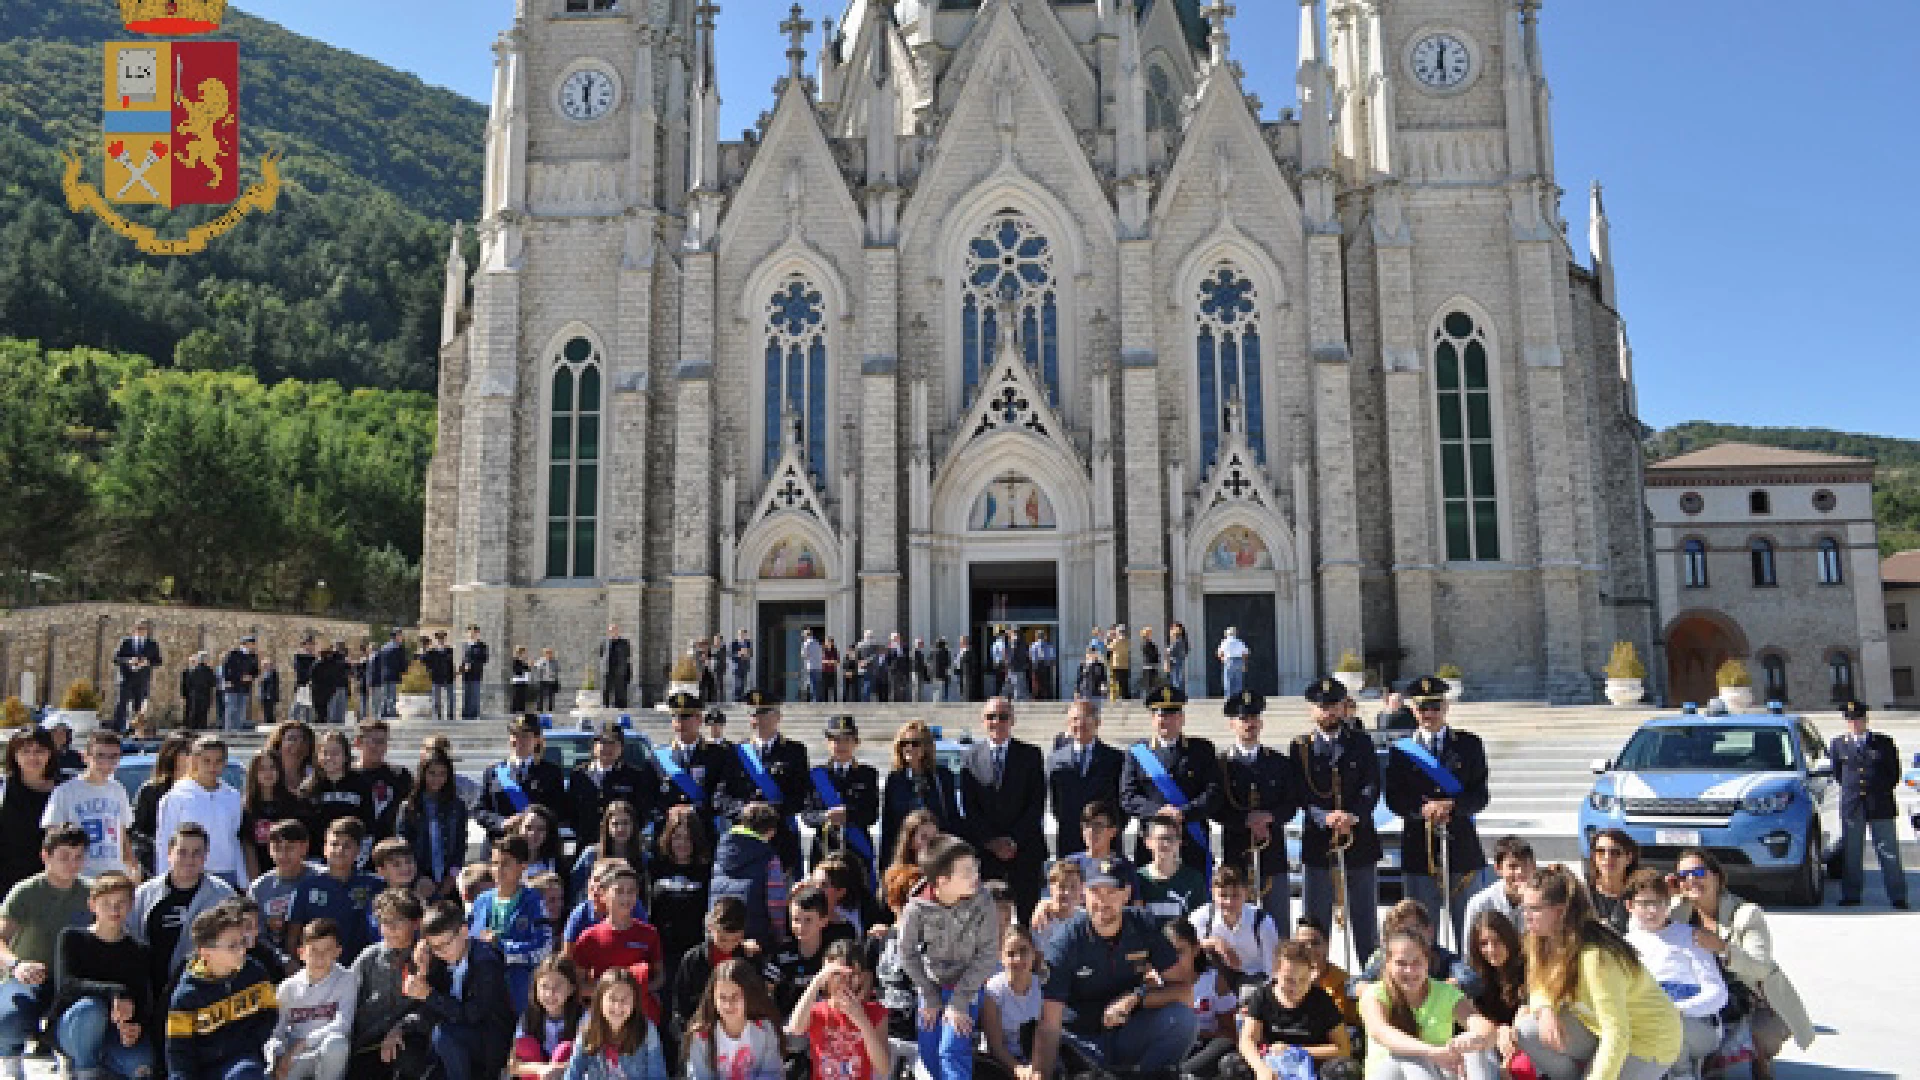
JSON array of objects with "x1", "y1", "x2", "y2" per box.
[
  {"x1": 1716, "y1": 659, "x2": 1755, "y2": 711},
  {"x1": 55, "y1": 679, "x2": 101, "y2": 733},
  {"x1": 396, "y1": 662, "x2": 434, "y2": 721},
  {"x1": 1434, "y1": 663, "x2": 1465, "y2": 701},
  {"x1": 0, "y1": 697, "x2": 28, "y2": 729},
  {"x1": 576, "y1": 663, "x2": 602, "y2": 712},
  {"x1": 1604, "y1": 642, "x2": 1646, "y2": 707},
  {"x1": 1334, "y1": 650, "x2": 1366, "y2": 697}
]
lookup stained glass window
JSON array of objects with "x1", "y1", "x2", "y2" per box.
[
  {"x1": 1434, "y1": 311, "x2": 1500, "y2": 561},
  {"x1": 1195, "y1": 264, "x2": 1264, "y2": 469},
  {"x1": 547, "y1": 336, "x2": 601, "y2": 579},
  {"x1": 764, "y1": 276, "x2": 829, "y2": 477},
  {"x1": 961, "y1": 211, "x2": 1060, "y2": 406}
]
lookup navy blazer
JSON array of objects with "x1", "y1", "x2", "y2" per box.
[
  {"x1": 1045, "y1": 739, "x2": 1124, "y2": 857},
  {"x1": 1290, "y1": 728, "x2": 1383, "y2": 867},
  {"x1": 880, "y1": 766, "x2": 962, "y2": 867},
  {"x1": 959, "y1": 739, "x2": 1048, "y2": 867},
  {"x1": 114, "y1": 636, "x2": 162, "y2": 683},
  {"x1": 1120, "y1": 736, "x2": 1223, "y2": 867}
]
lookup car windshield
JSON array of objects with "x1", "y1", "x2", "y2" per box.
[
  {"x1": 1616, "y1": 724, "x2": 1799, "y2": 772},
  {"x1": 541, "y1": 737, "x2": 652, "y2": 773}
]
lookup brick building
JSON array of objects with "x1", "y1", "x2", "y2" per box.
[{"x1": 421, "y1": 0, "x2": 1654, "y2": 705}]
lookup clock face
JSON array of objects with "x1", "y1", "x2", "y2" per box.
[
  {"x1": 1410, "y1": 33, "x2": 1472, "y2": 90},
  {"x1": 558, "y1": 68, "x2": 617, "y2": 122}
]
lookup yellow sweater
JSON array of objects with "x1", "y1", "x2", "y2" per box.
[{"x1": 1530, "y1": 945, "x2": 1683, "y2": 1080}]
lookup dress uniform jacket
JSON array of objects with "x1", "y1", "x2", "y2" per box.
[
  {"x1": 1217, "y1": 743, "x2": 1300, "y2": 874},
  {"x1": 1290, "y1": 727, "x2": 1383, "y2": 867},
  {"x1": 1384, "y1": 728, "x2": 1490, "y2": 877},
  {"x1": 654, "y1": 740, "x2": 752, "y2": 829},
  {"x1": 801, "y1": 759, "x2": 880, "y2": 870},
  {"x1": 474, "y1": 755, "x2": 570, "y2": 838},
  {"x1": 1829, "y1": 730, "x2": 1901, "y2": 821},
  {"x1": 567, "y1": 760, "x2": 658, "y2": 845},
  {"x1": 1120, "y1": 736, "x2": 1223, "y2": 866},
  {"x1": 1046, "y1": 738, "x2": 1125, "y2": 857},
  {"x1": 735, "y1": 733, "x2": 811, "y2": 871}
]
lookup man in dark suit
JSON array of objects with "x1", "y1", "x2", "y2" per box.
[
  {"x1": 600, "y1": 623, "x2": 632, "y2": 709},
  {"x1": 376, "y1": 630, "x2": 407, "y2": 718},
  {"x1": 960, "y1": 696, "x2": 1048, "y2": 921},
  {"x1": 736, "y1": 690, "x2": 810, "y2": 872},
  {"x1": 1830, "y1": 699, "x2": 1909, "y2": 908},
  {"x1": 1385, "y1": 676, "x2": 1491, "y2": 948},
  {"x1": 1120, "y1": 686, "x2": 1222, "y2": 872},
  {"x1": 458, "y1": 625, "x2": 488, "y2": 719},
  {"x1": 566, "y1": 725, "x2": 657, "y2": 851},
  {"x1": 112, "y1": 618, "x2": 162, "y2": 731},
  {"x1": 803, "y1": 715, "x2": 880, "y2": 874},
  {"x1": 1218, "y1": 691, "x2": 1300, "y2": 929},
  {"x1": 423, "y1": 631, "x2": 456, "y2": 723},
  {"x1": 653, "y1": 692, "x2": 751, "y2": 830},
  {"x1": 1046, "y1": 698, "x2": 1123, "y2": 857},
  {"x1": 412, "y1": 901, "x2": 514, "y2": 1080},
  {"x1": 1292, "y1": 677, "x2": 1383, "y2": 964},
  {"x1": 473, "y1": 715, "x2": 570, "y2": 843}
]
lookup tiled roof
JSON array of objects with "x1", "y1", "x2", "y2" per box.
[
  {"x1": 1649, "y1": 441, "x2": 1873, "y2": 471},
  {"x1": 1883, "y1": 549, "x2": 1920, "y2": 586}
]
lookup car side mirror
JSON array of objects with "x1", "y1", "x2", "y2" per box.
[
  {"x1": 1809, "y1": 764, "x2": 1833, "y2": 780},
  {"x1": 1589, "y1": 758, "x2": 1610, "y2": 775}
]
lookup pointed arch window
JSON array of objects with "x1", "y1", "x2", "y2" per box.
[
  {"x1": 1146, "y1": 64, "x2": 1178, "y2": 131},
  {"x1": 1435, "y1": 311, "x2": 1500, "y2": 561},
  {"x1": 763, "y1": 276, "x2": 829, "y2": 477},
  {"x1": 961, "y1": 211, "x2": 1060, "y2": 408},
  {"x1": 1195, "y1": 263, "x2": 1264, "y2": 470},
  {"x1": 547, "y1": 336, "x2": 601, "y2": 579}
]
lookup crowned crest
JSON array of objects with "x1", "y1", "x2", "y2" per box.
[{"x1": 120, "y1": 0, "x2": 228, "y2": 35}]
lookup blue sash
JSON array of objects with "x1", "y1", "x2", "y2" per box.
[
  {"x1": 653, "y1": 744, "x2": 708, "y2": 805},
  {"x1": 808, "y1": 766, "x2": 878, "y2": 875},
  {"x1": 739, "y1": 742, "x2": 800, "y2": 842},
  {"x1": 1392, "y1": 738, "x2": 1465, "y2": 797},
  {"x1": 1129, "y1": 742, "x2": 1210, "y2": 853},
  {"x1": 492, "y1": 764, "x2": 531, "y2": 813}
]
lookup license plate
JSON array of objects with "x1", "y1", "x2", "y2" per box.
[{"x1": 1655, "y1": 829, "x2": 1701, "y2": 847}]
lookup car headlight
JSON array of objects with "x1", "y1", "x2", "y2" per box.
[
  {"x1": 1588, "y1": 789, "x2": 1617, "y2": 812},
  {"x1": 1743, "y1": 790, "x2": 1793, "y2": 815}
]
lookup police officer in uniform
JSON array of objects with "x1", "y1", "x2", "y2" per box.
[
  {"x1": 1384, "y1": 675, "x2": 1491, "y2": 948},
  {"x1": 1830, "y1": 699, "x2": 1909, "y2": 908},
  {"x1": 474, "y1": 714, "x2": 571, "y2": 841},
  {"x1": 655, "y1": 692, "x2": 750, "y2": 829},
  {"x1": 1218, "y1": 690, "x2": 1299, "y2": 931},
  {"x1": 1292, "y1": 677, "x2": 1383, "y2": 964},
  {"x1": 1119, "y1": 685, "x2": 1222, "y2": 871},
  {"x1": 566, "y1": 724, "x2": 658, "y2": 854},
  {"x1": 802, "y1": 715, "x2": 880, "y2": 875},
  {"x1": 736, "y1": 689, "x2": 810, "y2": 873}
]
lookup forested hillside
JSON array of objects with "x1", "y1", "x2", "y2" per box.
[
  {"x1": 1647, "y1": 422, "x2": 1920, "y2": 556},
  {"x1": 0, "y1": 0, "x2": 484, "y2": 391}
]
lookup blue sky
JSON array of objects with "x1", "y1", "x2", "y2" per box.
[{"x1": 238, "y1": 0, "x2": 1918, "y2": 439}]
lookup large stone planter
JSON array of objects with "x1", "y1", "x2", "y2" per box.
[
  {"x1": 576, "y1": 688, "x2": 602, "y2": 712},
  {"x1": 48, "y1": 709, "x2": 98, "y2": 733},
  {"x1": 1441, "y1": 677, "x2": 1465, "y2": 702},
  {"x1": 1605, "y1": 678, "x2": 1644, "y2": 707},
  {"x1": 1334, "y1": 671, "x2": 1365, "y2": 699},
  {"x1": 1719, "y1": 685, "x2": 1755, "y2": 711},
  {"x1": 396, "y1": 694, "x2": 432, "y2": 721}
]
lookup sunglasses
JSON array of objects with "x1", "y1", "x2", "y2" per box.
[
  {"x1": 1674, "y1": 867, "x2": 1709, "y2": 881},
  {"x1": 900, "y1": 739, "x2": 927, "y2": 748},
  {"x1": 986, "y1": 713, "x2": 1013, "y2": 721}
]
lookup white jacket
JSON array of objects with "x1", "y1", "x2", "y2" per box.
[
  {"x1": 155, "y1": 778, "x2": 246, "y2": 881},
  {"x1": 267, "y1": 964, "x2": 359, "y2": 1065},
  {"x1": 1626, "y1": 922, "x2": 1727, "y2": 1019}
]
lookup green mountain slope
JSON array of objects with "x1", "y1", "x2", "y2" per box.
[
  {"x1": 1648, "y1": 421, "x2": 1920, "y2": 556},
  {"x1": 0, "y1": 0, "x2": 485, "y2": 391}
]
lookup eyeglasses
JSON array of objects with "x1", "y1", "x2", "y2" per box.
[
  {"x1": 1674, "y1": 867, "x2": 1710, "y2": 881},
  {"x1": 1593, "y1": 846, "x2": 1628, "y2": 858},
  {"x1": 985, "y1": 713, "x2": 1013, "y2": 721},
  {"x1": 900, "y1": 739, "x2": 927, "y2": 748}
]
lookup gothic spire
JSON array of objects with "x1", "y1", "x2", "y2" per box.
[
  {"x1": 440, "y1": 221, "x2": 467, "y2": 348},
  {"x1": 1202, "y1": 0, "x2": 1235, "y2": 73},
  {"x1": 1589, "y1": 180, "x2": 1615, "y2": 308},
  {"x1": 1296, "y1": 0, "x2": 1332, "y2": 173}
]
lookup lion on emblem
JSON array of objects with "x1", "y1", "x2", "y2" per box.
[{"x1": 174, "y1": 76, "x2": 232, "y2": 188}]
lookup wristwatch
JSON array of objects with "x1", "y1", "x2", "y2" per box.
[{"x1": 1133, "y1": 985, "x2": 1148, "y2": 1005}]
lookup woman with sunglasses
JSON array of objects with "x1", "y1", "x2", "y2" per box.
[
  {"x1": 879, "y1": 720, "x2": 962, "y2": 867},
  {"x1": 1582, "y1": 828, "x2": 1641, "y2": 933},
  {"x1": 1666, "y1": 848, "x2": 1813, "y2": 1080}
]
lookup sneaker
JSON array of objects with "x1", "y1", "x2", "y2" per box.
[
  {"x1": 1838, "y1": 898, "x2": 1862, "y2": 907},
  {"x1": 1895, "y1": 899, "x2": 1911, "y2": 910}
]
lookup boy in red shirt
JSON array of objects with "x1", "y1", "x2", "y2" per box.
[
  {"x1": 563, "y1": 865, "x2": 662, "y2": 1021},
  {"x1": 785, "y1": 939, "x2": 888, "y2": 1080}
]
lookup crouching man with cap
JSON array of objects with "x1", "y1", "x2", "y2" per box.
[{"x1": 1031, "y1": 859, "x2": 1198, "y2": 1078}]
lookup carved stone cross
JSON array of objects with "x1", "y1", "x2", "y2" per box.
[{"x1": 780, "y1": 4, "x2": 814, "y2": 81}]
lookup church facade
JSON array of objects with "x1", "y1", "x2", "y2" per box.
[{"x1": 421, "y1": 0, "x2": 1655, "y2": 704}]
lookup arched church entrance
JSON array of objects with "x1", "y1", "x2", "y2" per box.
[{"x1": 1664, "y1": 610, "x2": 1748, "y2": 709}]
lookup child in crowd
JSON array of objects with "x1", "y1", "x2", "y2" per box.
[
  {"x1": 51, "y1": 871, "x2": 155, "y2": 1080},
  {"x1": 1192, "y1": 865, "x2": 1281, "y2": 981},
  {"x1": 469, "y1": 836, "x2": 552, "y2": 1014},
  {"x1": 681, "y1": 959, "x2": 785, "y2": 1080},
  {"x1": 563, "y1": 861, "x2": 619, "y2": 947},
  {"x1": 1293, "y1": 918, "x2": 1360, "y2": 1032},
  {"x1": 370, "y1": 840, "x2": 421, "y2": 906},
  {"x1": 670, "y1": 898, "x2": 761, "y2": 1045},
  {"x1": 250, "y1": 820, "x2": 319, "y2": 963},
  {"x1": 709, "y1": 803, "x2": 791, "y2": 952},
  {"x1": 510, "y1": 808, "x2": 564, "y2": 882},
  {"x1": 1066, "y1": 801, "x2": 1137, "y2": 903},
  {"x1": 564, "y1": 968, "x2": 667, "y2": 1080},
  {"x1": 346, "y1": 890, "x2": 427, "y2": 1079},
  {"x1": 767, "y1": 884, "x2": 854, "y2": 1011},
  {"x1": 230, "y1": 897, "x2": 288, "y2": 985},
  {"x1": 530, "y1": 872, "x2": 567, "y2": 950},
  {"x1": 305, "y1": 819, "x2": 383, "y2": 964},
  {"x1": 511, "y1": 955, "x2": 583, "y2": 1080},
  {"x1": 1169, "y1": 916, "x2": 1242, "y2": 1077},
  {"x1": 1623, "y1": 869, "x2": 1725, "y2": 1080},
  {"x1": 457, "y1": 862, "x2": 494, "y2": 908},
  {"x1": 809, "y1": 856, "x2": 884, "y2": 939},
  {"x1": 1229, "y1": 938, "x2": 1359, "y2": 1080},
  {"x1": 986, "y1": 881, "x2": 1017, "y2": 943},
  {"x1": 785, "y1": 940, "x2": 888, "y2": 1080},
  {"x1": 1136, "y1": 815, "x2": 1207, "y2": 922},
  {"x1": 567, "y1": 865, "x2": 664, "y2": 1011},
  {"x1": 41, "y1": 729, "x2": 137, "y2": 879},
  {"x1": 981, "y1": 926, "x2": 1044, "y2": 1077},
  {"x1": 266, "y1": 917, "x2": 357, "y2": 1080},
  {"x1": 898, "y1": 836, "x2": 999, "y2": 1080},
  {"x1": 165, "y1": 905, "x2": 280, "y2": 1080},
  {"x1": 1359, "y1": 898, "x2": 1476, "y2": 997},
  {"x1": 1028, "y1": 860, "x2": 1083, "y2": 940}
]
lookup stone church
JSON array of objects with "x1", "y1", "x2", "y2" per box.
[{"x1": 421, "y1": 0, "x2": 1655, "y2": 705}]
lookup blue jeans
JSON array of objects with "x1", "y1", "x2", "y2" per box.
[
  {"x1": 1841, "y1": 814, "x2": 1909, "y2": 904},
  {"x1": 430, "y1": 1023, "x2": 478, "y2": 1080},
  {"x1": 380, "y1": 682, "x2": 398, "y2": 717},
  {"x1": 222, "y1": 690, "x2": 251, "y2": 730},
  {"x1": 1224, "y1": 660, "x2": 1246, "y2": 699},
  {"x1": 916, "y1": 988, "x2": 982, "y2": 1080},
  {"x1": 1168, "y1": 657, "x2": 1186, "y2": 693},
  {"x1": 431, "y1": 684, "x2": 455, "y2": 723},
  {"x1": 57, "y1": 997, "x2": 154, "y2": 1079},
  {"x1": 461, "y1": 681, "x2": 483, "y2": 718},
  {"x1": 0, "y1": 979, "x2": 50, "y2": 1057},
  {"x1": 806, "y1": 671, "x2": 823, "y2": 702},
  {"x1": 1058, "y1": 1001, "x2": 1200, "y2": 1072}
]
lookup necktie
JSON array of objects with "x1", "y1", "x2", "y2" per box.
[
  {"x1": 993, "y1": 745, "x2": 1005, "y2": 786},
  {"x1": 1076, "y1": 746, "x2": 1087, "y2": 778},
  {"x1": 676, "y1": 744, "x2": 690, "y2": 768}
]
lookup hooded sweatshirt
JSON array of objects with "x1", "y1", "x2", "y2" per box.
[
  {"x1": 166, "y1": 955, "x2": 279, "y2": 1080},
  {"x1": 896, "y1": 881, "x2": 1000, "y2": 1013},
  {"x1": 265, "y1": 962, "x2": 359, "y2": 1067},
  {"x1": 708, "y1": 827, "x2": 788, "y2": 949}
]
